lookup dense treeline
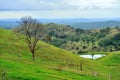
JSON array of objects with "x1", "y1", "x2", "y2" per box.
[{"x1": 42, "y1": 23, "x2": 120, "y2": 53}]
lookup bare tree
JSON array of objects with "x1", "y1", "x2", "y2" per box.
[{"x1": 15, "y1": 16, "x2": 44, "y2": 61}]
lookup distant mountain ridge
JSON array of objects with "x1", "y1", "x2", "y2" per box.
[
  {"x1": 0, "y1": 18, "x2": 120, "y2": 29},
  {"x1": 0, "y1": 21, "x2": 18, "y2": 29},
  {"x1": 71, "y1": 20, "x2": 120, "y2": 30}
]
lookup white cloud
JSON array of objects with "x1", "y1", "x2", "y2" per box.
[
  {"x1": 65, "y1": 0, "x2": 120, "y2": 10},
  {"x1": 0, "y1": 0, "x2": 120, "y2": 19},
  {"x1": 0, "y1": 0, "x2": 120, "y2": 10},
  {"x1": 0, "y1": 0, "x2": 76, "y2": 10},
  {"x1": 0, "y1": 10, "x2": 120, "y2": 19}
]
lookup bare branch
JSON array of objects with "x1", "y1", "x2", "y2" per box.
[{"x1": 14, "y1": 16, "x2": 44, "y2": 61}]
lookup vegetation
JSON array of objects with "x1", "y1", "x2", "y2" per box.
[
  {"x1": 98, "y1": 52, "x2": 120, "y2": 80},
  {"x1": 41, "y1": 23, "x2": 120, "y2": 53}
]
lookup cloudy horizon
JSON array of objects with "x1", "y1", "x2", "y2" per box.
[{"x1": 0, "y1": 0, "x2": 120, "y2": 19}]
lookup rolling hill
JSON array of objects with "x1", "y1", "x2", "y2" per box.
[
  {"x1": 0, "y1": 28, "x2": 105, "y2": 80},
  {"x1": 41, "y1": 23, "x2": 120, "y2": 53},
  {"x1": 98, "y1": 52, "x2": 120, "y2": 80},
  {"x1": 0, "y1": 28, "x2": 120, "y2": 80}
]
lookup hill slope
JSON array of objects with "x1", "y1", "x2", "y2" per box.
[
  {"x1": 0, "y1": 28, "x2": 105, "y2": 80},
  {"x1": 98, "y1": 52, "x2": 120, "y2": 80},
  {"x1": 43, "y1": 24, "x2": 120, "y2": 53}
]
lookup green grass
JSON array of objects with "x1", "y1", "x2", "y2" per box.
[
  {"x1": 0, "y1": 28, "x2": 120, "y2": 80},
  {"x1": 98, "y1": 52, "x2": 120, "y2": 80},
  {"x1": 0, "y1": 58, "x2": 103, "y2": 80},
  {"x1": 99, "y1": 52, "x2": 120, "y2": 65}
]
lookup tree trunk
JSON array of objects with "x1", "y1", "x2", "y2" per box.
[
  {"x1": 31, "y1": 50, "x2": 35, "y2": 61},
  {"x1": 32, "y1": 53, "x2": 35, "y2": 61}
]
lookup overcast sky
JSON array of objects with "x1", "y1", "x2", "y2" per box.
[{"x1": 0, "y1": 0, "x2": 120, "y2": 19}]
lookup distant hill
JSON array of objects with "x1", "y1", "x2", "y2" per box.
[
  {"x1": 71, "y1": 21, "x2": 120, "y2": 30},
  {"x1": 0, "y1": 18, "x2": 120, "y2": 29},
  {"x1": 0, "y1": 20, "x2": 18, "y2": 29}
]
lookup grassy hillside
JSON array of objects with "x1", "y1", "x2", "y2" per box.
[
  {"x1": 98, "y1": 52, "x2": 120, "y2": 80},
  {"x1": 0, "y1": 28, "x2": 107, "y2": 80},
  {"x1": 0, "y1": 28, "x2": 120, "y2": 80}
]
